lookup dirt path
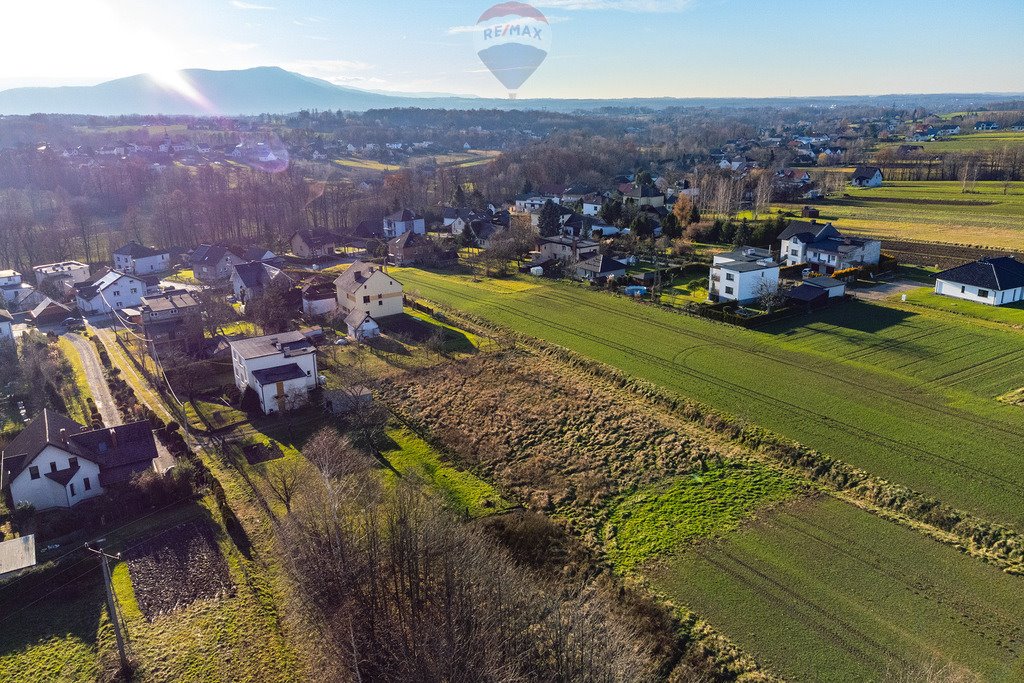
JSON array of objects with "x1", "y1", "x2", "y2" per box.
[
  {"x1": 850, "y1": 279, "x2": 921, "y2": 302},
  {"x1": 64, "y1": 332, "x2": 121, "y2": 427}
]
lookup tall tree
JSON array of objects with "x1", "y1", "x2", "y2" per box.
[{"x1": 538, "y1": 200, "x2": 562, "y2": 238}]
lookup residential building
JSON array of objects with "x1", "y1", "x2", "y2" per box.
[
  {"x1": 139, "y1": 290, "x2": 203, "y2": 357},
  {"x1": 581, "y1": 193, "x2": 606, "y2": 217},
  {"x1": 290, "y1": 230, "x2": 341, "y2": 260},
  {"x1": 849, "y1": 166, "x2": 884, "y2": 187},
  {"x1": 622, "y1": 185, "x2": 665, "y2": 207},
  {"x1": 75, "y1": 271, "x2": 149, "y2": 314},
  {"x1": 32, "y1": 261, "x2": 91, "y2": 287},
  {"x1": 230, "y1": 331, "x2": 319, "y2": 415},
  {"x1": 113, "y1": 241, "x2": 170, "y2": 275},
  {"x1": 0, "y1": 309, "x2": 12, "y2": 341},
  {"x1": 191, "y1": 244, "x2": 247, "y2": 282},
  {"x1": 576, "y1": 254, "x2": 628, "y2": 282},
  {"x1": 778, "y1": 221, "x2": 882, "y2": 274},
  {"x1": 334, "y1": 261, "x2": 404, "y2": 320},
  {"x1": 975, "y1": 121, "x2": 999, "y2": 131},
  {"x1": 301, "y1": 279, "x2": 338, "y2": 318},
  {"x1": 345, "y1": 311, "x2": 381, "y2": 341},
  {"x1": 514, "y1": 194, "x2": 560, "y2": 212},
  {"x1": 537, "y1": 236, "x2": 600, "y2": 262},
  {"x1": 934, "y1": 257, "x2": 1024, "y2": 306},
  {"x1": 0, "y1": 270, "x2": 30, "y2": 305},
  {"x1": 28, "y1": 298, "x2": 72, "y2": 326},
  {"x1": 1, "y1": 409, "x2": 158, "y2": 511},
  {"x1": 709, "y1": 247, "x2": 780, "y2": 304},
  {"x1": 388, "y1": 231, "x2": 434, "y2": 266},
  {"x1": 383, "y1": 210, "x2": 426, "y2": 238},
  {"x1": 230, "y1": 262, "x2": 291, "y2": 303}
]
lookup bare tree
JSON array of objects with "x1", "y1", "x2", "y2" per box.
[{"x1": 260, "y1": 457, "x2": 306, "y2": 514}]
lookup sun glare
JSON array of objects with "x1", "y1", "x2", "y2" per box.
[{"x1": 149, "y1": 69, "x2": 213, "y2": 111}]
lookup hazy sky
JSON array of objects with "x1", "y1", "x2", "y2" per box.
[{"x1": 2, "y1": 0, "x2": 1023, "y2": 98}]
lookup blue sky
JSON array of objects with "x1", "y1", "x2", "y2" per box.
[{"x1": 2, "y1": 0, "x2": 1023, "y2": 97}]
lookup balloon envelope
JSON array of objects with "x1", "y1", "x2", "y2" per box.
[{"x1": 474, "y1": 2, "x2": 550, "y2": 93}]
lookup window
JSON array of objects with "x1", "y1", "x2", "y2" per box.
[
  {"x1": 725, "y1": 286, "x2": 734, "y2": 295},
  {"x1": 70, "y1": 483, "x2": 76, "y2": 496},
  {"x1": 790, "y1": 249, "x2": 799, "y2": 257},
  {"x1": 378, "y1": 301, "x2": 383, "y2": 306},
  {"x1": 725, "y1": 273, "x2": 735, "y2": 282},
  {"x1": 978, "y1": 289, "x2": 989, "y2": 298},
  {"x1": 69, "y1": 457, "x2": 78, "y2": 468},
  {"x1": 29, "y1": 466, "x2": 39, "y2": 480},
  {"x1": 84, "y1": 477, "x2": 91, "y2": 491},
  {"x1": 130, "y1": 288, "x2": 138, "y2": 294},
  {"x1": 363, "y1": 295, "x2": 371, "y2": 303},
  {"x1": 961, "y1": 285, "x2": 966, "y2": 294},
  {"x1": 50, "y1": 462, "x2": 58, "y2": 473}
]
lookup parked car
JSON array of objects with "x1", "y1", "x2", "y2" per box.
[{"x1": 61, "y1": 316, "x2": 85, "y2": 330}]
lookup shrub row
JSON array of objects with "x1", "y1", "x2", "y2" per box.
[{"x1": 429, "y1": 301, "x2": 1024, "y2": 574}]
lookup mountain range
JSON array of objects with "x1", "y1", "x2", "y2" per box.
[{"x1": 0, "y1": 67, "x2": 1019, "y2": 116}]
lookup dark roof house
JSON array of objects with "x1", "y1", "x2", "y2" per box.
[{"x1": 935, "y1": 257, "x2": 1024, "y2": 291}]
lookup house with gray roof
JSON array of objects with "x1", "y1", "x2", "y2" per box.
[
  {"x1": 230, "y1": 331, "x2": 319, "y2": 414},
  {"x1": 709, "y1": 247, "x2": 780, "y2": 304},
  {"x1": 934, "y1": 257, "x2": 1024, "y2": 306},
  {"x1": 779, "y1": 220, "x2": 881, "y2": 275}
]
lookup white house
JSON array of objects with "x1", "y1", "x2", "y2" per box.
[
  {"x1": 1, "y1": 409, "x2": 159, "y2": 511},
  {"x1": 75, "y1": 271, "x2": 149, "y2": 314},
  {"x1": 576, "y1": 254, "x2": 627, "y2": 282},
  {"x1": 934, "y1": 257, "x2": 1024, "y2": 306},
  {"x1": 383, "y1": 210, "x2": 426, "y2": 238},
  {"x1": 301, "y1": 280, "x2": 338, "y2": 318},
  {"x1": 514, "y1": 194, "x2": 560, "y2": 212},
  {"x1": 709, "y1": 247, "x2": 780, "y2": 304},
  {"x1": 345, "y1": 311, "x2": 381, "y2": 341},
  {"x1": 0, "y1": 308, "x2": 12, "y2": 341},
  {"x1": 334, "y1": 261, "x2": 404, "y2": 321},
  {"x1": 290, "y1": 230, "x2": 341, "y2": 260},
  {"x1": 778, "y1": 220, "x2": 882, "y2": 275},
  {"x1": 849, "y1": 166, "x2": 884, "y2": 188},
  {"x1": 581, "y1": 194, "x2": 606, "y2": 217},
  {"x1": 113, "y1": 242, "x2": 170, "y2": 275},
  {"x1": 33, "y1": 261, "x2": 91, "y2": 287},
  {"x1": 537, "y1": 236, "x2": 600, "y2": 262},
  {"x1": 230, "y1": 331, "x2": 319, "y2": 415},
  {"x1": 0, "y1": 270, "x2": 29, "y2": 305}
]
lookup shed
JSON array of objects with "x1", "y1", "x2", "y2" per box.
[{"x1": 0, "y1": 535, "x2": 36, "y2": 578}]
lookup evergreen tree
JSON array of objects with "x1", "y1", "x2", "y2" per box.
[
  {"x1": 733, "y1": 220, "x2": 751, "y2": 246},
  {"x1": 630, "y1": 213, "x2": 655, "y2": 239},
  {"x1": 522, "y1": 179, "x2": 534, "y2": 195},
  {"x1": 661, "y1": 212, "x2": 681, "y2": 239},
  {"x1": 688, "y1": 204, "x2": 701, "y2": 225},
  {"x1": 538, "y1": 200, "x2": 562, "y2": 237},
  {"x1": 453, "y1": 184, "x2": 467, "y2": 207}
]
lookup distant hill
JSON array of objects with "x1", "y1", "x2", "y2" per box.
[{"x1": 0, "y1": 66, "x2": 1020, "y2": 116}]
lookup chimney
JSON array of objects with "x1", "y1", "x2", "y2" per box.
[
  {"x1": 59, "y1": 428, "x2": 67, "y2": 444},
  {"x1": 109, "y1": 428, "x2": 118, "y2": 448}
]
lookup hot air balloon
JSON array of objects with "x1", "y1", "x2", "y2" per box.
[{"x1": 474, "y1": 2, "x2": 551, "y2": 99}]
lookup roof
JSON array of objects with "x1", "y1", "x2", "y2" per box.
[
  {"x1": 345, "y1": 310, "x2": 376, "y2": 329},
  {"x1": 232, "y1": 261, "x2": 284, "y2": 290},
  {"x1": 301, "y1": 279, "x2": 336, "y2": 300},
  {"x1": 0, "y1": 308, "x2": 12, "y2": 323},
  {"x1": 230, "y1": 330, "x2": 313, "y2": 361},
  {"x1": 719, "y1": 260, "x2": 779, "y2": 273},
  {"x1": 578, "y1": 254, "x2": 627, "y2": 275},
  {"x1": 113, "y1": 241, "x2": 165, "y2": 259},
  {"x1": 29, "y1": 297, "x2": 71, "y2": 320},
  {"x1": 76, "y1": 270, "x2": 139, "y2": 300},
  {"x1": 251, "y1": 363, "x2": 308, "y2": 386},
  {"x1": 935, "y1": 257, "x2": 1024, "y2": 291},
  {"x1": 388, "y1": 231, "x2": 429, "y2": 250},
  {"x1": 788, "y1": 284, "x2": 828, "y2": 303},
  {"x1": 851, "y1": 166, "x2": 882, "y2": 180},
  {"x1": 333, "y1": 261, "x2": 401, "y2": 295},
  {"x1": 624, "y1": 185, "x2": 662, "y2": 198},
  {"x1": 804, "y1": 276, "x2": 845, "y2": 289},
  {"x1": 385, "y1": 209, "x2": 421, "y2": 222},
  {"x1": 141, "y1": 290, "x2": 199, "y2": 313},
  {"x1": 191, "y1": 243, "x2": 245, "y2": 266},
  {"x1": 0, "y1": 535, "x2": 36, "y2": 577},
  {"x1": 1, "y1": 410, "x2": 157, "y2": 486},
  {"x1": 540, "y1": 235, "x2": 599, "y2": 249},
  {"x1": 778, "y1": 220, "x2": 837, "y2": 241},
  {"x1": 292, "y1": 230, "x2": 340, "y2": 250}
]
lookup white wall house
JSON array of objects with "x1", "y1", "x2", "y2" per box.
[
  {"x1": 709, "y1": 247, "x2": 780, "y2": 304},
  {"x1": 778, "y1": 221, "x2": 881, "y2": 274},
  {"x1": 191, "y1": 244, "x2": 247, "y2": 282},
  {"x1": 33, "y1": 261, "x2": 91, "y2": 287},
  {"x1": 849, "y1": 166, "x2": 884, "y2": 188},
  {"x1": 0, "y1": 309, "x2": 12, "y2": 341},
  {"x1": 383, "y1": 210, "x2": 426, "y2": 238},
  {"x1": 301, "y1": 281, "x2": 338, "y2": 318},
  {"x1": 0, "y1": 270, "x2": 27, "y2": 305},
  {"x1": 76, "y1": 271, "x2": 148, "y2": 314},
  {"x1": 230, "y1": 331, "x2": 319, "y2": 415},
  {"x1": 334, "y1": 261, "x2": 404, "y2": 321},
  {"x1": 2, "y1": 409, "x2": 159, "y2": 511},
  {"x1": 113, "y1": 242, "x2": 170, "y2": 275},
  {"x1": 934, "y1": 257, "x2": 1024, "y2": 306},
  {"x1": 514, "y1": 194, "x2": 560, "y2": 212}
]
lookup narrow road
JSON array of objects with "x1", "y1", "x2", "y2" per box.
[{"x1": 64, "y1": 332, "x2": 120, "y2": 427}]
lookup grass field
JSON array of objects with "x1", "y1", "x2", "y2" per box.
[
  {"x1": 654, "y1": 497, "x2": 1024, "y2": 682},
  {"x1": 878, "y1": 130, "x2": 1024, "y2": 153},
  {"x1": 392, "y1": 269, "x2": 1024, "y2": 529},
  {"x1": 897, "y1": 286, "x2": 1024, "y2": 328},
  {"x1": 776, "y1": 180, "x2": 1024, "y2": 249},
  {"x1": 333, "y1": 157, "x2": 401, "y2": 172}
]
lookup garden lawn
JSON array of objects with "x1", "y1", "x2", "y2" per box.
[
  {"x1": 897, "y1": 286, "x2": 1024, "y2": 328},
  {"x1": 653, "y1": 497, "x2": 1024, "y2": 683},
  {"x1": 776, "y1": 180, "x2": 1024, "y2": 249},
  {"x1": 392, "y1": 269, "x2": 1024, "y2": 529},
  {"x1": 382, "y1": 428, "x2": 512, "y2": 518}
]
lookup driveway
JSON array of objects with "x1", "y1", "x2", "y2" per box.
[
  {"x1": 64, "y1": 332, "x2": 120, "y2": 427},
  {"x1": 850, "y1": 279, "x2": 922, "y2": 302}
]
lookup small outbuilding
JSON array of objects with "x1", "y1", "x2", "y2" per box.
[{"x1": 345, "y1": 311, "x2": 381, "y2": 341}]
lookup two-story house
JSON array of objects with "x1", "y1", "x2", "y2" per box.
[
  {"x1": 230, "y1": 331, "x2": 319, "y2": 415},
  {"x1": 0, "y1": 308, "x2": 12, "y2": 342},
  {"x1": 290, "y1": 230, "x2": 341, "y2": 260},
  {"x1": 849, "y1": 166, "x2": 884, "y2": 188},
  {"x1": 190, "y1": 244, "x2": 247, "y2": 282},
  {"x1": 75, "y1": 271, "x2": 149, "y2": 314},
  {"x1": 1, "y1": 409, "x2": 159, "y2": 511},
  {"x1": 33, "y1": 261, "x2": 91, "y2": 287},
  {"x1": 139, "y1": 290, "x2": 203, "y2": 357},
  {"x1": 778, "y1": 221, "x2": 881, "y2": 275},
  {"x1": 708, "y1": 247, "x2": 780, "y2": 304},
  {"x1": 334, "y1": 261, "x2": 404, "y2": 321},
  {"x1": 230, "y1": 262, "x2": 291, "y2": 303},
  {"x1": 383, "y1": 210, "x2": 426, "y2": 238},
  {"x1": 537, "y1": 236, "x2": 600, "y2": 262},
  {"x1": 113, "y1": 242, "x2": 170, "y2": 275},
  {"x1": 0, "y1": 270, "x2": 31, "y2": 305}
]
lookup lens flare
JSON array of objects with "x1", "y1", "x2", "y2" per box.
[{"x1": 149, "y1": 69, "x2": 214, "y2": 111}]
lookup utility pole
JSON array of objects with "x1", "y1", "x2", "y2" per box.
[{"x1": 88, "y1": 544, "x2": 130, "y2": 677}]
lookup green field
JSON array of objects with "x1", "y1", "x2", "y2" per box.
[
  {"x1": 777, "y1": 180, "x2": 1024, "y2": 249},
  {"x1": 879, "y1": 130, "x2": 1024, "y2": 153},
  {"x1": 898, "y1": 286, "x2": 1024, "y2": 328},
  {"x1": 654, "y1": 497, "x2": 1024, "y2": 682},
  {"x1": 392, "y1": 269, "x2": 1024, "y2": 529}
]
